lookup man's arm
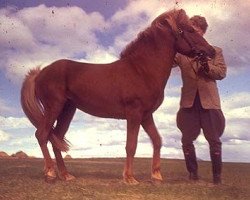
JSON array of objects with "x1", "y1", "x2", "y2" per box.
[{"x1": 199, "y1": 47, "x2": 227, "y2": 80}]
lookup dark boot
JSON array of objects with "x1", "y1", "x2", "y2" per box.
[
  {"x1": 189, "y1": 171, "x2": 199, "y2": 181},
  {"x1": 183, "y1": 147, "x2": 199, "y2": 180},
  {"x1": 210, "y1": 151, "x2": 222, "y2": 184}
]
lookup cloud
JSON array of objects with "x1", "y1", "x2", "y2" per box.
[
  {"x1": 222, "y1": 92, "x2": 250, "y2": 112},
  {"x1": 0, "y1": 130, "x2": 10, "y2": 142},
  {"x1": 223, "y1": 140, "x2": 250, "y2": 162},
  {"x1": 221, "y1": 92, "x2": 250, "y2": 142},
  {"x1": 0, "y1": 98, "x2": 14, "y2": 115},
  {"x1": 83, "y1": 48, "x2": 118, "y2": 63},
  {"x1": 1, "y1": 0, "x2": 250, "y2": 85},
  {"x1": 0, "y1": 4, "x2": 108, "y2": 84},
  {"x1": 110, "y1": 0, "x2": 175, "y2": 55},
  {"x1": 223, "y1": 118, "x2": 249, "y2": 142},
  {"x1": 0, "y1": 116, "x2": 32, "y2": 129}
]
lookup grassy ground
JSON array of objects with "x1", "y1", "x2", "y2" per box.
[{"x1": 0, "y1": 158, "x2": 249, "y2": 200}]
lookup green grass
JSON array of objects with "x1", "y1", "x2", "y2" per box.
[{"x1": 0, "y1": 158, "x2": 249, "y2": 200}]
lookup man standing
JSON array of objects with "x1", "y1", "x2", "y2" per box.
[{"x1": 175, "y1": 15, "x2": 227, "y2": 184}]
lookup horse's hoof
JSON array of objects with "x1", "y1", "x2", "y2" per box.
[
  {"x1": 45, "y1": 175, "x2": 57, "y2": 184},
  {"x1": 123, "y1": 176, "x2": 139, "y2": 185},
  {"x1": 58, "y1": 172, "x2": 76, "y2": 181},
  {"x1": 64, "y1": 173, "x2": 76, "y2": 181},
  {"x1": 151, "y1": 178, "x2": 163, "y2": 185},
  {"x1": 44, "y1": 168, "x2": 57, "y2": 183},
  {"x1": 151, "y1": 171, "x2": 163, "y2": 181}
]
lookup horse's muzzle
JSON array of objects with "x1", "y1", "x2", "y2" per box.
[{"x1": 193, "y1": 47, "x2": 216, "y2": 59}]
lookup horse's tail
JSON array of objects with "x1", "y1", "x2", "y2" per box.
[
  {"x1": 21, "y1": 67, "x2": 70, "y2": 152},
  {"x1": 21, "y1": 68, "x2": 43, "y2": 127}
]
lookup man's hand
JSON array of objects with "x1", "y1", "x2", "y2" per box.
[
  {"x1": 196, "y1": 52, "x2": 210, "y2": 73},
  {"x1": 199, "y1": 60, "x2": 209, "y2": 73}
]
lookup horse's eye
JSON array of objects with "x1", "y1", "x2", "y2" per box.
[{"x1": 178, "y1": 28, "x2": 184, "y2": 34}]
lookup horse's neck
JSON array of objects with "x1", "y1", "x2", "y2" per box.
[{"x1": 130, "y1": 45, "x2": 176, "y2": 90}]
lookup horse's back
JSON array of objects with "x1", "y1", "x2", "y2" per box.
[
  {"x1": 36, "y1": 59, "x2": 126, "y2": 118},
  {"x1": 36, "y1": 59, "x2": 96, "y2": 88}
]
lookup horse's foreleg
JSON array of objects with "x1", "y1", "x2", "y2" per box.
[
  {"x1": 141, "y1": 114, "x2": 163, "y2": 182},
  {"x1": 52, "y1": 102, "x2": 76, "y2": 181},
  {"x1": 123, "y1": 121, "x2": 140, "y2": 185},
  {"x1": 123, "y1": 105, "x2": 142, "y2": 185}
]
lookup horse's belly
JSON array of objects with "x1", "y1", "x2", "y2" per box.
[
  {"x1": 77, "y1": 105, "x2": 126, "y2": 119},
  {"x1": 71, "y1": 95, "x2": 126, "y2": 119}
]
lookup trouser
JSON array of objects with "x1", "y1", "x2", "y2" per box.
[{"x1": 176, "y1": 93, "x2": 225, "y2": 176}]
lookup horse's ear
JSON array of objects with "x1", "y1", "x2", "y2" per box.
[
  {"x1": 178, "y1": 9, "x2": 187, "y2": 18},
  {"x1": 154, "y1": 9, "x2": 186, "y2": 33},
  {"x1": 176, "y1": 9, "x2": 194, "y2": 32},
  {"x1": 176, "y1": 9, "x2": 188, "y2": 25}
]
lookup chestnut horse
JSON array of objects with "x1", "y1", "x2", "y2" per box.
[{"x1": 21, "y1": 9, "x2": 215, "y2": 184}]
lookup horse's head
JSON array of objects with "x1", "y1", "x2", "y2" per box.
[{"x1": 152, "y1": 9, "x2": 215, "y2": 58}]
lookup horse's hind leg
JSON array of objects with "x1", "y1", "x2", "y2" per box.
[
  {"x1": 51, "y1": 101, "x2": 76, "y2": 181},
  {"x1": 141, "y1": 114, "x2": 163, "y2": 183},
  {"x1": 36, "y1": 104, "x2": 65, "y2": 183},
  {"x1": 36, "y1": 118, "x2": 57, "y2": 182}
]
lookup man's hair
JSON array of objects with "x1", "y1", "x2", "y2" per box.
[{"x1": 190, "y1": 15, "x2": 208, "y2": 33}]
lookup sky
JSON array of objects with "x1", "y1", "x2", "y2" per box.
[{"x1": 0, "y1": 0, "x2": 249, "y2": 163}]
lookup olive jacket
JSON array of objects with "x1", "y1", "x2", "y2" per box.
[{"x1": 175, "y1": 46, "x2": 227, "y2": 109}]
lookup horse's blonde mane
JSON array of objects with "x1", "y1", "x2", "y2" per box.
[
  {"x1": 119, "y1": 9, "x2": 185, "y2": 59},
  {"x1": 119, "y1": 26, "x2": 154, "y2": 58}
]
